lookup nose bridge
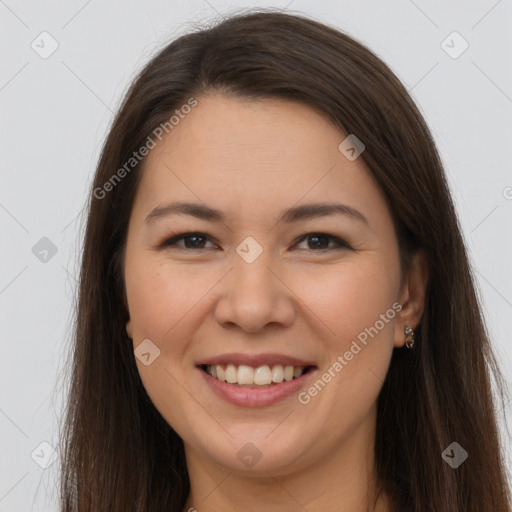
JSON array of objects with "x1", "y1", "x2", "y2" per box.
[
  {"x1": 213, "y1": 239, "x2": 295, "y2": 331},
  {"x1": 233, "y1": 245, "x2": 274, "y2": 292},
  {"x1": 231, "y1": 242, "x2": 279, "y2": 309}
]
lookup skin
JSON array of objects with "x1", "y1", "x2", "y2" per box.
[{"x1": 124, "y1": 94, "x2": 428, "y2": 512}]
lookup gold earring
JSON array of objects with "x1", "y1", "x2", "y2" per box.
[{"x1": 404, "y1": 325, "x2": 415, "y2": 349}]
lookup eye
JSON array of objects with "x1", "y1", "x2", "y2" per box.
[
  {"x1": 157, "y1": 232, "x2": 218, "y2": 250},
  {"x1": 156, "y1": 231, "x2": 353, "y2": 252},
  {"x1": 294, "y1": 233, "x2": 353, "y2": 251}
]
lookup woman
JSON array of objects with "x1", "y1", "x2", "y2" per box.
[{"x1": 59, "y1": 10, "x2": 511, "y2": 512}]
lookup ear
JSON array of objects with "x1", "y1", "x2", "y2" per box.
[
  {"x1": 116, "y1": 252, "x2": 133, "y2": 339},
  {"x1": 121, "y1": 287, "x2": 133, "y2": 339},
  {"x1": 394, "y1": 250, "x2": 429, "y2": 348},
  {"x1": 124, "y1": 291, "x2": 133, "y2": 339},
  {"x1": 126, "y1": 318, "x2": 133, "y2": 340}
]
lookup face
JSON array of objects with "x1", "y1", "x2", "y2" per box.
[{"x1": 124, "y1": 94, "x2": 421, "y2": 476}]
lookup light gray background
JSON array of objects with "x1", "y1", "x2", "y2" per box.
[{"x1": 1, "y1": 1, "x2": 511, "y2": 510}]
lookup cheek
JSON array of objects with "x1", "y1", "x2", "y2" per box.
[
  {"x1": 125, "y1": 257, "x2": 217, "y2": 435},
  {"x1": 291, "y1": 259, "x2": 399, "y2": 344},
  {"x1": 291, "y1": 259, "x2": 399, "y2": 409},
  {"x1": 291, "y1": 264, "x2": 398, "y2": 431},
  {"x1": 125, "y1": 256, "x2": 212, "y2": 341}
]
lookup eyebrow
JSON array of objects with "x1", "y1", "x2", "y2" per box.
[{"x1": 144, "y1": 201, "x2": 368, "y2": 226}]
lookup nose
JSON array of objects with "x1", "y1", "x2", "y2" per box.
[{"x1": 213, "y1": 251, "x2": 296, "y2": 333}]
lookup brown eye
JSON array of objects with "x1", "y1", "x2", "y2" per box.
[
  {"x1": 158, "y1": 232, "x2": 217, "y2": 250},
  {"x1": 295, "y1": 233, "x2": 352, "y2": 251}
]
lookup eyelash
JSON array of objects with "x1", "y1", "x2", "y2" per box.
[{"x1": 157, "y1": 232, "x2": 353, "y2": 252}]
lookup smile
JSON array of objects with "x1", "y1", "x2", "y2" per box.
[
  {"x1": 201, "y1": 363, "x2": 312, "y2": 387},
  {"x1": 197, "y1": 355, "x2": 318, "y2": 407}
]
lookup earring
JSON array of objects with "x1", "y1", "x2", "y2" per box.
[{"x1": 404, "y1": 325, "x2": 415, "y2": 349}]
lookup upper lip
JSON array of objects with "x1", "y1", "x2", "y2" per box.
[{"x1": 197, "y1": 352, "x2": 317, "y2": 368}]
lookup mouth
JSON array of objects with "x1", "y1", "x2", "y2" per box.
[
  {"x1": 196, "y1": 355, "x2": 318, "y2": 407},
  {"x1": 199, "y1": 363, "x2": 315, "y2": 388}
]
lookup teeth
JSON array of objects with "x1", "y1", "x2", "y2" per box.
[
  {"x1": 237, "y1": 365, "x2": 254, "y2": 385},
  {"x1": 254, "y1": 365, "x2": 272, "y2": 385},
  {"x1": 225, "y1": 364, "x2": 237, "y2": 383},
  {"x1": 205, "y1": 363, "x2": 307, "y2": 385},
  {"x1": 271, "y1": 365, "x2": 284, "y2": 383}
]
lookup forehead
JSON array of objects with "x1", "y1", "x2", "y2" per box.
[{"x1": 131, "y1": 94, "x2": 389, "y2": 227}]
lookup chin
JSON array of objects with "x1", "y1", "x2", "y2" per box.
[{"x1": 188, "y1": 427, "x2": 313, "y2": 475}]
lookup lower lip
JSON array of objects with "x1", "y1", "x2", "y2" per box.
[{"x1": 198, "y1": 367, "x2": 317, "y2": 408}]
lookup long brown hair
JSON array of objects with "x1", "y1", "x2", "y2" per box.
[{"x1": 59, "y1": 10, "x2": 511, "y2": 511}]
